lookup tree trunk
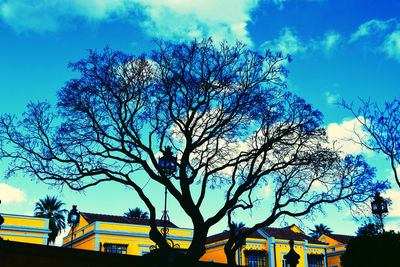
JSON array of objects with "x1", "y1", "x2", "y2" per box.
[
  {"x1": 186, "y1": 226, "x2": 207, "y2": 262},
  {"x1": 224, "y1": 240, "x2": 238, "y2": 266}
]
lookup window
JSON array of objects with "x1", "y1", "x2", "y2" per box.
[
  {"x1": 103, "y1": 243, "x2": 128, "y2": 254},
  {"x1": 244, "y1": 250, "x2": 266, "y2": 267},
  {"x1": 308, "y1": 254, "x2": 324, "y2": 267}
]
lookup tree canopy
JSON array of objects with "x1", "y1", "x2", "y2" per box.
[
  {"x1": 0, "y1": 39, "x2": 387, "y2": 264},
  {"x1": 309, "y1": 224, "x2": 332, "y2": 239},
  {"x1": 125, "y1": 207, "x2": 149, "y2": 219},
  {"x1": 356, "y1": 222, "x2": 381, "y2": 237}
]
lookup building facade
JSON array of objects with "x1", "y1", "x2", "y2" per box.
[
  {"x1": 318, "y1": 233, "x2": 352, "y2": 267},
  {"x1": 62, "y1": 212, "x2": 193, "y2": 256},
  {"x1": 0, "y1": 213, "x2": 50, "y2": 245},
  {"x1": 201, "y1": 225, "x2": 327, "y2": 267}
]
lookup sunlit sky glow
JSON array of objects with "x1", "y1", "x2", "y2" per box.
[{"x1": 0, "y1": 0, "x2": 399, "y2": 245}]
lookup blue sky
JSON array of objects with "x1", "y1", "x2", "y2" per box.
[{"x1": 0, "y1": 0, "x2": 399, "y2": 244}]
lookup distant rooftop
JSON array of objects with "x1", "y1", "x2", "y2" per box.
[
  {"x1": 324, "y1": 233, "x2": 354, "y2": 244},
  {"x1": 80, "y1": 212, "x2": 178, "y2": 228},
  {"x1": 260, "y1": 226, "x2": 326, "y2": 245}
]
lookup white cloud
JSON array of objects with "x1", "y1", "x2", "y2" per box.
[
  {"x1": 320, "y1": 31, "x2": 341, "y2": 53},
  {"x1": 349, "y1": 19, "x2": 395, "y2": 43},
  {"x1": 384, "y1": 188, "x2": 400, "y2": 217},
  {"x1": 136, "y1": 0, "x2": 259, "y2": 44},
  {"x1": 326, "y1": 117, "x2": 371, "y2": 155},
  {"x1": 0, "y1": 183, "x2": 27, "y2": 204},
  {"x1": 261, "y1": 27, "x2": 306, "y2": 56},
  {"x1": 324, "y1": 91, "x2": 340, "y2": 105},
  {"x1": 0, "y1": 0, "x2": 259, "y2": 44},
  {"x1": 381, "y1": 30, "x2": 400, "y2": 63},
  {"x1": 0, "y1": 0, "x2": 128, "y2": 33},
  {"x1": 261, "y1": 28, "x2": 341, "y2": 57}
]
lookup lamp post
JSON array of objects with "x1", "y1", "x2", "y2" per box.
[
  {"x1": 67, "y1": 205, "x2": 80, "y2": 248},
  {"x1": 371, "y1": 192, "x2": 388, "y2": 233},
  {"x1": 158, "y1": 146, "x2": 177, "y2": 239}
]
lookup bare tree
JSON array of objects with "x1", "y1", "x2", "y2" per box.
[
  {"x1": 223, "y1": 153, "x2": 384, "y2": 265},
  {"x1": 0, "y1": 40, "x2": 386, "y2": 264},
  {"x1": 341, "y1": 99, "x2": 400, "y2": 188}
]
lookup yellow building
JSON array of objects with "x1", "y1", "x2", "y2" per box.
[
  {"x1": 318, "y1": 234, "x2": 352, "y2": 267},
  {"x1": 201, "y1": 225, "x2": 327, "y2": 267},
  {"x1": 0, "y1": 213, "x2": 51, "y2": 245},
  {"x1": 62, "y1": 212, "x2": 193, "y2": 256}
]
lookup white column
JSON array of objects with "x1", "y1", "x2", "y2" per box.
[
  {"x1": 323, "y1": 248, "x2": 328, "y2": 267},
  {"x1": 237, "y1": 247, "x2": 242, "y2": 266},
  {"x1": 267, "y1": 237, "x2": 275, "y2": 267},
  {"x1": 303, "y1": 240, "x2": 308, "y2": 267}
]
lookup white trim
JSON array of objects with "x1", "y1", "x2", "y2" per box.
[
  {"x1": 0, "y1": 232, "x2": 46, "y2": 238},
  {"x1": 96, "y1": 221, "x2": 193, "y2": 236},
  {"x1": 326, "y1": 244, "x2": 347, "y2": 249},
  {"x1": 1, "y1": 224, "x2": 51, "y2": 234},
  {"x1": 94, "y1": 234, "x2": 99, "y2": 251},
  {"x1": 267, "y1": 237, "x2": 275, "y2": 267}
]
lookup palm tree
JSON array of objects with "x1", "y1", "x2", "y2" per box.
[
  {"x1": 309, "y1": 224, "x2": 332, "y2": 239},
  {"x1": 124, "y1": 207, "x2": 149, "y2": 219},
  {"x1": 34, "y1": 196, "x2": 67, "y2": 245},
  {"x1": 225, "y1": 221, "x2": 246, "y2": 232}
]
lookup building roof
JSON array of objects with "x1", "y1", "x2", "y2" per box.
[
  {"x1": 324, "y1": 233, "x2": 353, "y2": 244},
  {"x1": 80, "y1": 212, "x2": 178, "y2": 228},
  {"x1": 206, "y1": 229, "x2": 264, "y2": 244},
  {"x1": 206, "y1": 225, "x2": 325, "y2": 245},
  {"x1": 260, "y1": 227, "x2": 326, "y2": 245}
]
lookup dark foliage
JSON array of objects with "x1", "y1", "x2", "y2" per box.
[
  {"x1": 124, "y1": 208, "x2": 149, "y2": 219},
  {"x1": 356, "y1": 222, "x2": 381, "y2": 237},
  {"x1": 309, "y1": 224, "x2": 332, "y2": 239},
  {"x1": 341, "y1": 232, "x2": 400, "y2": 267}
]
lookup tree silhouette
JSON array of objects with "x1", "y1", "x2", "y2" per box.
[
  {"x1": 356, "y1": 222, "x2": 380, "y2": 237},
  {"x1": 341, "y1": 98, "x2": 400, "y2": 188},
  {"x1": 310, "y1": 224, "x2": 332, "y2": 239},
  {"x1": 0, "y1": 39, "x2": 387, "y2": 264},
  {"x1": 124, "y1": 207, "x2": 149, "y2": 219},
  {"x1": 34, "y1": 196, "x2": 67, "y2": 245},
  {"x1": 341, "y1": 232, "x2": 400, "y2": 267}
]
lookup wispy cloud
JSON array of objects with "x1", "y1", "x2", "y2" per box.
[
  {"x1": 0, "y1": 0, "x2": 129, "y2": 33},
  {"x1": 349, "y1": 19, "x2": 396, "y2": 43},
  {"x1": 381, "y1": 30, "x2": 400, "y2": 63},
  {"x1": 320, "y1": 31, "x2": 341, "y2": 53},
  {"x1": 260, "y1": 27, "x2": 306, "y2": 55},
  {"x1": 0, "y1": 183, "x2": 26, "y2": 204},
  {"x1": 324, "y1": 91, "x2": 340, "y2": 105},
  {"x1": 0, "y1": 0, "x2": 260, "y2": 44},
  {"x1": 261, "y1": 28, "x2": 341, "y2": 57}
]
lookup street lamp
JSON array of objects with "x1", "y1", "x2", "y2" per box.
[
  {"x1": 67, "y1": 205, "x2": 80, "y2": 248},
  {"x1": 371, "y1": 192, "x2": 388, "y2": 233},
  {"x1": 158, "y1": 146, "x2": 177, "y2": 239}
]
